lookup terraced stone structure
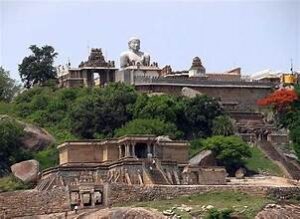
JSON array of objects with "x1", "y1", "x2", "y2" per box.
[{"x1": 37, "y1": 135, "x2": 226, "y2": 208}]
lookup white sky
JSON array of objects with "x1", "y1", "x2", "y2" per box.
[{"x1": 1, "y1": 0, "x2": 299, "y2": 81}]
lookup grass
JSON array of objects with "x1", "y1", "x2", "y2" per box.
[
  {"x1": 245, "y1": 146, "x2": 284, "y2": 176},
  {"x1": 118, "y1": 191, "x2": 275, "y2": 219},
  {"x1": 0, "y1": 175, "x2": 32, "y2": 192}
]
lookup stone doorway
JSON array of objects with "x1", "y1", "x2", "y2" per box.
[{"x1": 82, "y1": 192, "x2": 92, "y2": 206}]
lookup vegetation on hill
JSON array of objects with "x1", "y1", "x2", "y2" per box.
[
  {"x1": 0, "y1": 116, "x2": 32, "y2": 176},
  {"x1": 0, "y1": 81, "x2": 226, "y2": 174},
  {"x1": 8, "y1": 83, "x2": 224, "y2": 142},
  {"x1": 245, "y1": 147, "x2": 284, "y2": 176},
  {"x1": 0, "y1": 67, "x2": 21, "y2": 102}
]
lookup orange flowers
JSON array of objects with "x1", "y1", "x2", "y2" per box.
[{"x1": 257, "y1": 89, "x2": 298, "y2": 111}]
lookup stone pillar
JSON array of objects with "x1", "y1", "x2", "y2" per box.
[
  {"x1": 118, "y1": 145, "x2": 122, "y2": 159},
  {"x1": 91, "y1": 190, "x2": 95, "y2": 207},
  {"x1": 125, "y1": 144, "x2": 130, "y2": 157},
  {"x1": 147, "y1": 143, "x2": 151, "y2": 154},
  {"x1": 132, "y1": 143, "x2": 136, "y2": 157},
  {"x1": 153, "y1": 144, "x2": 156, "y2": 157},
  {"x1": 79, "y1": 192, "x2": 84, "y2": 208}
]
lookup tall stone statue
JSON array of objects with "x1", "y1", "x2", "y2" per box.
[{"x1": 120, "y1": 37, "x2": 150, "y2": 68}]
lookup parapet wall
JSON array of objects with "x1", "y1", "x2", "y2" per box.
[
  {"x1": 107, "y1": 184, "x2": 270, "y2": 204},
  {"x1": 107, "y1": 184, "x2": 297, "y2": 205},
  {"x1": 0, "y1": 188, "x2": 69, "y2": 218}
]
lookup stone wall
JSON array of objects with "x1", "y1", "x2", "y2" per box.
[
  {"x1": 107, "y1": 184, "x2": 300, "y2": 205},
  {"x1": 107, "y1": 184, "x2": 269, "y2": 205},
  {"x1": 0, "y1": 188, "x2": 69, "y2": 218},
  {"x1": 135, "y1": 80, "x2": 273, "y2": 112}
]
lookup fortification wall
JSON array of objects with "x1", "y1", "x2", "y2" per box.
[
  {"x1": 135, "y1": 82, "x2": 273, "y2": 112},
  {"x1": 0, "y1": 188, "x2": 69, "y2": 218}
]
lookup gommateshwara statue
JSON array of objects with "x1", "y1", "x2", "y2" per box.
[{"x1": 120, "y1": 37, "x2": 151, "y2": 68}]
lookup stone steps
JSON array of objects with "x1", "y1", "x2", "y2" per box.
[{"x1": 258, "y1": 140, "x2": 300, "y2": 180}]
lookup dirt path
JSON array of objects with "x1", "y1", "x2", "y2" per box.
[{"x1": 228, "y1": 176, "x2": 299, "y2": 187}]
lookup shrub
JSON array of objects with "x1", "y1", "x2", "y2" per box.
[
  {"x1": 206, "y1": 208, "x2": 233, "y2": 219},
  {"x1": 212, "y1": 115, "x2": 234, "y2": 136},
  {"x1": 203, "y1": 136, "x2": 251, "y2": 174}
]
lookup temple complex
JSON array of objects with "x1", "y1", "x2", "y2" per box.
[
  {"x1": 36, "y1": 135, "x2": 226, "y2": 207},
  {"x1": 57, "y1": 37, "x2": 296, "y2": 114},
  {"x1": 57, "y1": 48, "x2": 117, "y2": 88}
]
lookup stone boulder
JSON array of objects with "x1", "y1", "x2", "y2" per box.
[
  {"x1": 80, "y1": 207, "x2": 166, "y2": 219},
  {"x1": 21, "y1": 123, "x2": 55, "y2": 151},
  {"x1": 189, "y1": 150, "x2": 217, "y2": 166},
  {"x1": 0, "y1": 115, "x2": 55, "y2": 151},
  {"x1": 235, "y1": 167, "x2": 246, "y2": 179},
  {"x1": 181, "y1": 87, "x2": 202, "y2": 98},
  {"x1": 11, "y1": 159, "x2": 40, "y2": 183}
]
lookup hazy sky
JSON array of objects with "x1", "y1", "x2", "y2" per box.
[{"x1": 1, "y1": 0, "x2": 299, "y2": 81}]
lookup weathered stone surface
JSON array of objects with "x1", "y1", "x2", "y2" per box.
[
  {"x1": 80, "y1": 207, "x2": 166, "y2": 219},
  {"x1": 235, "y1": 167, "x2": 246, "y2": 179},
  {"x1": 0, "y1": 188, "x2": 69, "y2": 218},
  {"x1": 189, "y1": 150, "x2": 216, "y2": 166},
  {"x1": 155, "y1": 135, "x2": 172, "y2": 142},
  {"x1": 21, "y1": 123, "x2": 55, "y2": 151},
  {"x1": 11, "y1": 159, "x2": 40, "y2": 183},
  {"x1": 181, "y1": 87, "x2": 202, "y2": 98},
  {"x1": 256, "y1": 204, "x2": 300, "y2": 219}
]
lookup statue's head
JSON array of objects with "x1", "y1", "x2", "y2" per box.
[{"x1": 128, "y1": 37, "x2": 140, "y2": 52}]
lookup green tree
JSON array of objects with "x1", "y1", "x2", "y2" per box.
[
  {"x1": 93, "y1": 83, "x2": 138, "y2": 136},
  {"x1": 184, "y1": 95, "x2": 223, "y2": 138},
  {"x1": 70, "y1": 97, "x2": 96, "y2": 138},
  {"x1": 0, "y1": 67, "x2": 20, "y2": 102},
  {"x1": 115, "y1": 118, "x2": 183, "y2": 139},
  {"x1": 203, "y1": 136, "x2": 251, "y2": 174},
  {"x1": 133, "y1": 94, "x2": 184, "y2": 124},
  {"x1": 0, "y1": 117, "x2": 31, "y2": 176},
  {"x1": 69, "y1": 83, "x2": 138, "y2": 138},
  {"x1": 212, "y1": 115, "x2": 234, "y2": 136},
  {"x1": 18, "y1": 45, "x2": 58, "y2": 88}
]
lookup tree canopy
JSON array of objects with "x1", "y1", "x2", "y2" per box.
[
  {"x1": 0, "y1": 67, "x2": 20, "y2": 102},
  {"x1": 0, "y1": 117, "x2": 31, "y2": 176},
  {"x1": 115, "y1": 118, "x2": 183, "y2": 139},
  {"x1": 212, "y1": 115, "x2": 234, "y2": 136},
  {"x1": 18, "y1": 45, "x2": 58, "y2": 88},
  {"x1": 184, "y1": 95, "x2": 223, "y2": 138},
  {"x1": 203, "y1": 135, "x2": 251, "y2": 174}
]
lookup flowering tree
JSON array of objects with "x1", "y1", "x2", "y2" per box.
[
  {"x1": 258, "y1": 87, "x2": 300, "y2": 160},
  {"x1": 257, "y1": 89, "x2": 298, "y2": 112}
]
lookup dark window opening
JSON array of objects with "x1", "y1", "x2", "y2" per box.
[{"x1": 135, "y1": 143, "x2": 148, "y2": 158}]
